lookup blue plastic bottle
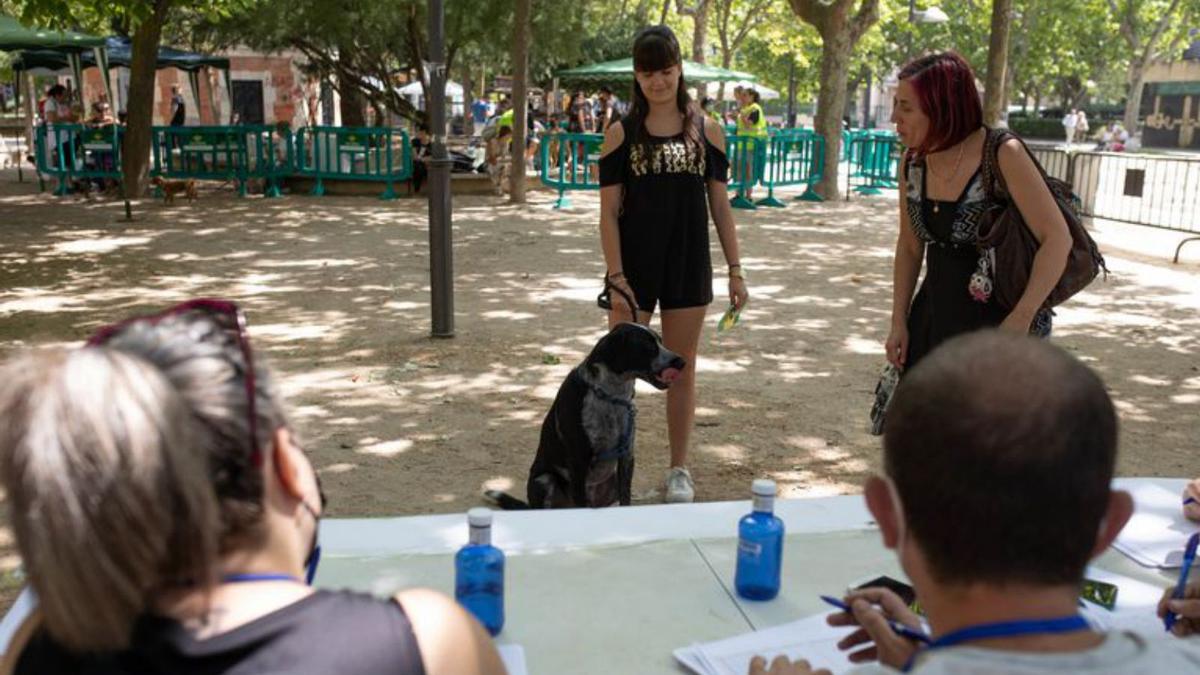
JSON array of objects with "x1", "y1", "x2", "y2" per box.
[
  {"x1": 735, "y1": 479, "x2": 784, "y2": 600},
  {"x1": 455, "y1": 507, "x2": 505, "y2": 636}
]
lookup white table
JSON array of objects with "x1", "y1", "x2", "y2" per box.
[{"x1": 0, "y1": 479, "x2": 1188, "y2": 675}]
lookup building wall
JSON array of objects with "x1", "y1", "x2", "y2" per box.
[
  {"x1": 1140, "y1": 60, "x2": 1200, "y2": 149},
  {"x1": 77, "y1": 48, "x2": 332, "y2": 129}
]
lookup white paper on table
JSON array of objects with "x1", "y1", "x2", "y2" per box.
[
  {"x1": 1112, "y1": 482, "x2": 1200, "y2": 569},
  {"x1": 1081, "y1": 567, "x2": 1174, "y2": 641},
  {"x1": 497, "y1": 643, "x2": 528, "y2": 675},
  {"x1": 674, "y1": 612, "x2": 858, "y2": 675}
]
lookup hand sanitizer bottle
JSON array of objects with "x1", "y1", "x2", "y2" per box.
[
  {"x1": 735, "y1": 479, "x2": 784, "y2": 600},
  {"x1": 455, "y1": 507, "x2": 505, "y2": 635}
]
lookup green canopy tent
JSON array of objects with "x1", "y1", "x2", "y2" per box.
[
  {"x1": 0, "y1": 15, "x2": 111, "y2": 110},
  {"x1": 13, "y1": 36, "x2": 233, "y2": 122},
  {"x1": 555, "y1": 58, "x2": 756, "y2": 86}
]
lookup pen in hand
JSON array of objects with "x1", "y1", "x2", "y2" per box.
[
  {"x1": 821, "y1": 595, "x2": 931, "y2": 644},
  {"x1": 1165, "y1": 533, "x2": 1200, "y2": 632}
]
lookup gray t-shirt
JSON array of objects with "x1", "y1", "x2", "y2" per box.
[{"x1": 848, "y1": 632, "x2": 1200, "y2": 674}]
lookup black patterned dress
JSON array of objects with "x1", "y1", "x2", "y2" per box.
[
  {"x1": 599, "y1": 113, "x2": 729, "y2": 312},
  {"x1": 903, "y1": 155, "x2": 1052, "y2": 371}
]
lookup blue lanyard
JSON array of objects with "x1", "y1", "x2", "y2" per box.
[
  {"x1": 905, "y1": 615, "x2": 1090, "y2": 672},
  {"x1": 222, "y1": 573, "x2": 302, "y2": 584}
]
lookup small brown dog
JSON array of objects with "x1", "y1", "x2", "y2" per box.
[{"x1": 152, "y1": 176, "x2": 198, "y2": 204}]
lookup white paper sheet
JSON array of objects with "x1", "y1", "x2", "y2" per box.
[
  {"x1": 1081, "y1": 567, "x2": 1173, "y2": 641},
  {"x1": 674, "y1": 612, "x2": 858, "y2": 675},
  {"x1": 497, "y1": 643, "x2": 528, "y2": 675},
  {"x1": 1112, "y1": 482, "x2": 1200, "y2": 569}
]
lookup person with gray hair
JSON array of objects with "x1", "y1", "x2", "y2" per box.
[{"x1": 0, "y1": 299, "x2": 505, "y2": 675}]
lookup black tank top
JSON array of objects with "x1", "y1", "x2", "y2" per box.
[{"x1": 15, "y1": 590, "x2": 426, "y2": 675}]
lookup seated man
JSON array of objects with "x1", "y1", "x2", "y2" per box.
[{"x1": 752, "y1": 331, "x2": 1200, "y2": 675}]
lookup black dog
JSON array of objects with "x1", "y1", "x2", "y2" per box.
[{"x1": 486, "y1": 322, "x2": 685, "y2": 509}]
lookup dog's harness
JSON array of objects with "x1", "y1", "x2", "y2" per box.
[{"x1": 568, "y1": 369, "x2": 636, "y2": 464}]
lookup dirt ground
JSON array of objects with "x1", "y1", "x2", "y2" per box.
[{"x1": 0, "y1": 170, "x2": 1198, "y2": 611}]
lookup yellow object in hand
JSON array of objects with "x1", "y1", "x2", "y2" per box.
[{"x1": 717, "y1": 304, "x2": 741, "y2": 332}]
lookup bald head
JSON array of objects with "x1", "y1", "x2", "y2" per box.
[{"x1": 883, "y1": 330, "x2": 1117, "y2": 586}]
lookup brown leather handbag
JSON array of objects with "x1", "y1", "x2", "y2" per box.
[{"x1": 976, "y1": 129, "x2": 1107, "y2": 311}]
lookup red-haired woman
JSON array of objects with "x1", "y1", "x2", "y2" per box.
[{"x1": 884, "y1": 51, "x2": 1071, "y2": 372}]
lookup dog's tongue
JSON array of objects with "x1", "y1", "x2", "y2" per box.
[{"x1": 658, "y1": 367, "x2": 682, "y2": 383}]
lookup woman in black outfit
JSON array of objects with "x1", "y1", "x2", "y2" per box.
[
  {"x1": 598, "y1": 25, "x2": 748, "y2": 503},
  {"x1": 886, "y1": 51, "x2": 1070, "y2": 372},
  {"x1": 0, "y1": 301, "x2": 505, "y2": 675}
]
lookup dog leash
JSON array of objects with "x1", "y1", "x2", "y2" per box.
[{"x1": 598, "y1": 277, "x2": 641, "y2": 324}]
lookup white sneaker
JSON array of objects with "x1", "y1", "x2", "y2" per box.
[{"x1": 664, "y1": 467, "x2": 695, "y2": 503}]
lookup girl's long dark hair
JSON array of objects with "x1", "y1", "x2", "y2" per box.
[{"x1": 628, "y1": 25, "x2": 702, "y2": 152}]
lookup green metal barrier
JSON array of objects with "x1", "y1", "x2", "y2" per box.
[
  {"x1": 755, "y1": 129, "x2": 825, "y2": 207},
  {"x1": 294, "y1": 126, "x2": 412, "y2": 200},
  {"x1": 847, "y1": 133, "x2": 903, "y2": 197},
  {"x1": 245, "y1": 126, "x2": 294, "y2": 198},
  {"x1": 539, "y1": 131, "x2": 604, "y2": 209},
  {"x1": 153, "y1": 126, "x2": 250, "y2": 195},
  {"x1": 727, "y1": 134, "x2": 763, "y2": 210},
  {"x1": 36, "y1": 124, "x2": 124, "y2": 195}
]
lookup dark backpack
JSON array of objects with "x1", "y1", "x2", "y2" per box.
[{"x1": 977, "y1": 128, "x2": 1107, "y2": 310}]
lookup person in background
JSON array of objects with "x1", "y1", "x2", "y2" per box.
[
  {"x1": 0, "y1": 301, "x2": 506, "y2": 675},
  {"x1": 485, "y1": 125, "x2": 513, "y2": 195},
  {"x1": 597, "y1": 86, "x2": 618, "y2": 133},
  {"x1": 700, "y1": 96, "x2": 722, "y2": 124},
  {"x1": 751, "y1": 331, "x2": 1200, "y2": 674},
  {"x1": 169, "y1": 85, "x2": 186, "y2": 127},
  {"x1": 87, "y1": 100, "x2": 116, "y2": 127},
  {"x1": 42, "y1": 84, "x2": 76, "y2": 170},
  {"x1": 411, "y1": 123, "x2": 431, "y2": 194},
  {"x1": 735, "y1": 87, "x2": 767, "y2": 202},
  {"x1": 1061, "y1": 108, "x2": 1077, "y2": 148},
  {"x1": 471, "y1": 96, "x2": 490, "y2": 135},
  {"x1": 1074, "y1": 109, "x2": 1089, "y2": 145}
]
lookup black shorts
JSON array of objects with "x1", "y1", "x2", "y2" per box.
[{"x1": 619, "y1": 218, "x2": 713, "y2": 313}]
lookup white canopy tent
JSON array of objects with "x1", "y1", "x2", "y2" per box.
[
  {"x1": 398, "y1": 79, "x2": 464, "y2": 117},
  {"x1": 716, "y1": 80, "x2": 780, "y2": 101}
]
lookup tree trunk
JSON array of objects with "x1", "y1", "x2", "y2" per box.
[
  {"x1": 121, "y1": 0, "x2": 170, "y2": 200},
  {"x1": 461, "y1": 65, "x2": 475, "y2": 136},
  {"x1": 510, "y1": 0, "x2": 531, "y2": 203},
  {"x1": 692, "y1": 1, "x2": 710, "y2": 99},
  {"x1": 982, "y1": 0, "x2": 1013, "y2": 127},
  {"x1": 339, "y1": 76, "x2": 368, "y2": 127},
  {"x1": 790, "y1": 0, "x2": 880, "y2": 199},
  {"x1": 1123, "y1": 59, "x2": 1146, "y2": 131},
  {"x1": 813, "y1": 34, "x2": 852, "y2": 200}
]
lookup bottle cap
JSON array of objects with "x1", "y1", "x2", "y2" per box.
[
  {"x1": 751, "y1": 479, "x2": 776, "y2": 497},
  {"x1": 468, "y1": 507, "x2": 493, "y2": 527}
]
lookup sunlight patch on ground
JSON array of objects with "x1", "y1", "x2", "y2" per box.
[
  {"x1": 695, "y1": 355, "x2": 748, "y2": 373},
  {"x1": 483, "y1": 476, "x2": 516, "y2": 492},
  {"x1": 842, "y1": 336, "x2": 883, "y2": 355},
  {"x1": 0, "y1": 292, "x2": 81, "y2": 314},
  {"x1": 253, "y1": 322, "x2": 341, "y2": 342},
  {"x1": 51, "y1": 236, "x2": 151, "y2": 255},
  {"x1": 481, "y1": 310, "x2": 538, "y2": 320},
  {"x1": 320, "y1": 463, "x2": 358, "y2": 474},
  {"x1": 357, "y1": 439, "x2": 413, "y2": 457},
  {"x1": 697, "y1": 443, "x2": 748, "y2": 461},
  {"x1": 1129, "y1": 374, "x2": 1172, "y2": 386},
  {"x1": 1113, "y1": 398, "x2": 1156, "y2": 423}
]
